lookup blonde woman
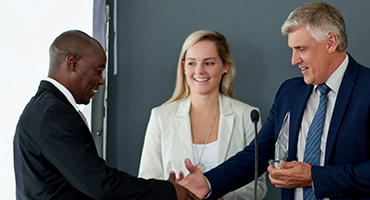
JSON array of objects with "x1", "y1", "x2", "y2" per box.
[{"x1": 139, "y1": 30, "x2": 267, "y2": 200}]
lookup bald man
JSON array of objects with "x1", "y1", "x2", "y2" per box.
[{"x1": 13, "y1": 30, "x2": 199, "y2": 200}]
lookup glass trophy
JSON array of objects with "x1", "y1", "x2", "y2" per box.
[{"x1": 269, "y1": 112, "x2": 290, "y2": 169}]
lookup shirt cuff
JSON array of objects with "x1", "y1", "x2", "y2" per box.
[{"x1": 203, "y1": 177, "x2": 212, "y2": 199}]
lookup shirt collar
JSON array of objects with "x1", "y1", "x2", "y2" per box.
[{"x1": 43, "y1": 77, "x2": 79, "y2": 112}]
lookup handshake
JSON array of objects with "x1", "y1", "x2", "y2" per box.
[
  {"x1": 167, "y1": 158, "x2": 211, "y2": 200},
  {"x1": 167, "y1": 157, "x2": 315, "y2": 200}
]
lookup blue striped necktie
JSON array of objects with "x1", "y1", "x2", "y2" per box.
[{"x1": 303, "y1": 84, "x2": 330, "y2": 200}]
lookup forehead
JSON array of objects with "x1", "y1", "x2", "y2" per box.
[
  {"x1": 186, "y1": 40, "x2": 218, "y2": 58},
  {"x1": 288, "y1": 26, "x2": 316, "y2": 47},
  {"x1": 82, "y1": 47, "x2": 106, "y2": 68}
]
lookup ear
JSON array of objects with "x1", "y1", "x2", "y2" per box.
[
  {"x1": 182, "y1": 60, "x2": 186, "y2": 74},
  {"x1": 327, "y1": 33, "x2": 339, "y2": 54},
  {"x1": 223, "y1": 61, "x2": 230, "y2": 74},
  {"x1": 66, "y1": 53, "x2": 78, "y2": 71}
]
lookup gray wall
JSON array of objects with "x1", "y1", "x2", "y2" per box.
[{"x1": 103, "y1": 1, "x2": 370, "y2": 199}]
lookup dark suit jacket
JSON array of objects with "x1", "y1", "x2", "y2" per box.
[
  {"x1": 205, "y1": 54, "x2": 370, "y2": 200},
  {"x1": 13, "y1": 81, "x2": 176, "y2": 200}
]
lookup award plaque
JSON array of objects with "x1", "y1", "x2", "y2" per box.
[{"x1": 269, "y1": 112, "x2": 290, "y2": 169}]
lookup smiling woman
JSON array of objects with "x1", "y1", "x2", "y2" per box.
[
  {"x1": 184, "y1": 40, "x2": 229, "y2": 97},
  {"x1": 138, "y1": 30, "x2": 268, "y2": 200},
  {"x1": 0, "y1": 0, "x2": 93, "y2": 198}
]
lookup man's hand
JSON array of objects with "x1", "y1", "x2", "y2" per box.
[
  {"x1": 177, "y1": 158, "x2": 211, "y2": 199},
  {"x1": 268, "y1": 160, "x2": 313, "y2": 188},
  {"x1": 168, "y1": 171, "x2": 200, "y2": 200}
]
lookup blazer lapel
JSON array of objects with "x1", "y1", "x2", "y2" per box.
[
  {"x1": 288, "y1": 84, "x2": 313, "y2": 161},
  {"x1": 175, "y1": 97, "x2": 195, "y2": 161},
  {"x1": 216, "y1": 94, "x2": 235, "y2": 164},
  {"x1": 325, "y1": 55, "x2": 358, "y2": 164}
]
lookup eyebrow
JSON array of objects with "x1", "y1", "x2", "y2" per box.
[
  {"x1": 185, "y1": 57, "x2": 217, "y2": 61},
  {"x1": 290, "y1": 44, "x2": 307, "y2": 49},
  {"x1": 97, "y1": 65, "x2": 106, "y2": 69}
]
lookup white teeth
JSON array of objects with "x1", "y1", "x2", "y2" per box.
[{"x1": 195, "y1": 78, "x2": 209, "y2": 82}]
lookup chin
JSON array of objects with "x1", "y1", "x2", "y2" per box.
[
  {"x1": 80, "y1": 98, "x2": 92, "y2": 105},
  {"x1": 303, "y1": 77, "x2": 312, "y2": 85},
  {"x1": 196, "y1": 91, "x2": 213, "y2": 96}
]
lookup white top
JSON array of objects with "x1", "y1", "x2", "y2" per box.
[
  {"x1": 295, "y1": 54, "x2": 349, "y2": 200},
  {"x1": 192, "y1": 141, "x2": 218, "y2": 172}
]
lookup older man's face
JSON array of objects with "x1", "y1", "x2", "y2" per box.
[{"x1": 288, "y1": 26, "x2": 332, "y2": 85}]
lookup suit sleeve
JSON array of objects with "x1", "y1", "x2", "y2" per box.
[
  {"x1": 312, "y1": 161, "x2": 370, "y2": 198},
  {"x1": 204, "y1": 80, "x2": 293, "y2": 199},
  {"x1": 205, "y1": 114, "x2": 275, "y2": 199},
  {"x1": 138, "y1": 108, "x2": 166, "y2": 179},
  {"x1": 204, "y1": 108, "x2": 274, "y2": 199},
  {"x1": 39, "y1": 103, "x2": 176, "y2": 200}
]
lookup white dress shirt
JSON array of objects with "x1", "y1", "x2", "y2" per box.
[{"x1": 294, "y1": 54, "x2": 349, "y2": 200}]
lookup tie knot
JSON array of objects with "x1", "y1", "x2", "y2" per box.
[{"x1": 318, "y1": 84, "x2": 330, "y2": 96}]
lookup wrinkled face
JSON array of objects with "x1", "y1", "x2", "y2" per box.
[
  {"x1": 71, "y1": 46, "x2": 106, "y2": 104},
  {"x1": 183, "y1": 40, "x2": 229, "y2": 96},
  {"x1": 288, "y1": 26, "x2": 331, "y2": 85}
]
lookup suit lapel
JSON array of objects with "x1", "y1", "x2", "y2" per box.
[
  {"x1": 216, "y1": 95, "x2": 235, "y2": 164},
  {"x1": 289, "y1": 84, "x2": 313, "y2": 161},
  {"x1": 175, "y1": 97, "x2": 195, "y2": 161},
  {"x1": 325, "y1": 55, "x2": 358, "y2": 164}
]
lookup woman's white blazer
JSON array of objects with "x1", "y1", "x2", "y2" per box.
[{"x1": 139, "y1": 94, "x2": 267, "y2": 200}]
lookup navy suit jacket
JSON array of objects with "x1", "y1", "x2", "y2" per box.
[
  {"x1": 205, "y1": 54, "x2": 370, "y2": 200},
  {"x1": 13, "y1": 81, "x2": 176, "y2": 200}
]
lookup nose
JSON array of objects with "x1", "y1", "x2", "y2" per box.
[
  {"x1": 291, "y1": 50, "x2": 302, "y2": 66},
  {"x1": 194, "y1": 63, "x2": 205, "y2": 74},
  {"x1": 99, "y1": 74, "x2": 105, "y2": 85}
]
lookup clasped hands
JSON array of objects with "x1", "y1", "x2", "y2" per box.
[
  {"x1": 175, "y1": 159, "x2": 228, "y2": 200},
  {"x1": 168, "y1": 158, "x2": 210, "y2": 199}
]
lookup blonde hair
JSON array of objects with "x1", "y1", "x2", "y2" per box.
[
  {"x1": 164, "y1": 30, "x2": 236, "y2": 104},
  {"x1": 281, "y1": 2, "x2": 347, "y2": 52}
]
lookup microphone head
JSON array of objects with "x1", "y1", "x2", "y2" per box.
[{"x1": 250, "y1": 109, "x2": 259, "y2": 123}]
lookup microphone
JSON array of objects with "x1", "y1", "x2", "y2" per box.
[
  {"x1": 250, "y1": 109, "x2": 259, "y2": 200},
  {"x1": 251, "y1": 109, "x2": 259, "y2": 124}
]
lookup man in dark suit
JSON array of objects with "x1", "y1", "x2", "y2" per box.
[
  {"x1": 13, "y1": 30, "x2": 199, "y2": 200},
  {"x1": 178, "y1": 2, "x2": 370, "y2": 200}
]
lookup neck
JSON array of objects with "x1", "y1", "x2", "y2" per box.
[
  {"x1": 328, "y1": 51, "x2": 347, "y2": 75},
  {"x1": 331, "y1": 51, "x2": 347, "y2": 68},
  {"x1": 190, "y1": 92, "x2": 219, "y2": 114},
  {"x1": 320, "y1": 51, "x2": 347, "y2": 85}
]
